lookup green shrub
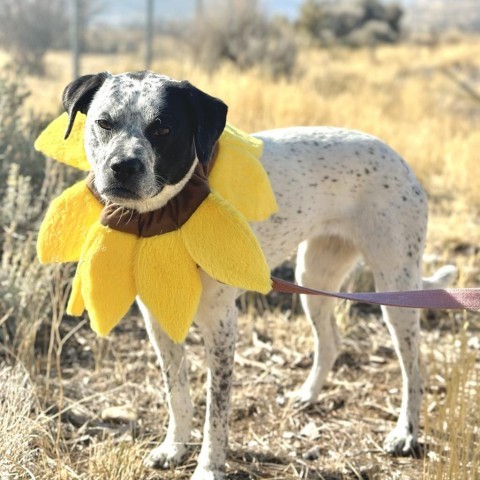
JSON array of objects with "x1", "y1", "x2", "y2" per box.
[
  {"x1": 0, "y1": 69, "x2": 76, "y2": 364},
  {"x1": 0, "y1": 70, "x2": 48, "y2": 191}
]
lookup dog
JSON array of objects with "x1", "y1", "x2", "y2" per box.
[{"x1": 62, "y1": 71, "x2": 455, "y2": 480}]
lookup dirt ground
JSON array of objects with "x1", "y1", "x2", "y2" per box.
[{"x1": 25, "y1": 275, "x2": 478, "y2": 479}]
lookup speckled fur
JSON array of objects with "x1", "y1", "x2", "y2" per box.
[{"x1": 80, "y1": 73, "x2": 455, "y2": 480}]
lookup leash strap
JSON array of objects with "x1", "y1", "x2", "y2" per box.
[{"x1": 271, "y1": 277, "x2": 480, "y2": 310}]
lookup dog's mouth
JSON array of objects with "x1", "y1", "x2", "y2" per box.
[{"x1": 101, "y1": 185, "x2": 143, "y2": 202}]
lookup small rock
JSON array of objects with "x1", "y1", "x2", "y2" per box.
[
  {"x1": 300, "y1": 421, "x2": 320, "y2": 440},
  {"x1": 302, "y1": 445, "x2": 321, "y2": 461},
  {"x1": 101, "y1": 405, "x2": 138, "y2": 423},
  {"x1": 359, "y1": 463, "x2": 381, "y2": 477},
  {"x1": 468, "y1": 336, "x2": 480, "y2": 350},
  {"x1": 64, "y1": 405, "x2": 91, "y2": 427}
]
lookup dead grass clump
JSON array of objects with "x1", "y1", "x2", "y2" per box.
[
  {"x1": 423, "y1": 321, "x2": 480, "y2": 479},
  {"x1": 87, "y1": 441, "x2": 148, "y2": 480},
  {"x1": 0, "y1": 364, "x2": 45, "y2": 479},
  {"x1": 0, "y1": 160, "x2": 76, "y2": 367}
]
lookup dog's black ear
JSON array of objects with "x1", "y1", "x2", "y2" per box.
[
  {"x1": 179, "y1": 81, "x2": 228, "y2": 164},
  {"x1": 62, "y1": 72, "x2": 110, "y2": 139}
]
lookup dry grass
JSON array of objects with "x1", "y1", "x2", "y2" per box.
[
  {"x1": 15, "y1": 40, "x2": 480, "y2": 212},
  {"x1": 1, "y1": 38, "x2": 480, "y2": 479},
  {"x1": 0, "y1": 365, "x2": 45, "y2": 479},
  {"x1": 2, "y1": 307, "x2": 479, "y2": 479},
  {"x1": 422, "y1": 320, "x2": 480, "y2": 480}
]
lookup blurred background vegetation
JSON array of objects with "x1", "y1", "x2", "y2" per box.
[
  {"x1": 0, "y1": 1, "x2": 480, "y2": 479},
  {"x1": 2, "y1": 0, "x2": 480, "y2": 76}
]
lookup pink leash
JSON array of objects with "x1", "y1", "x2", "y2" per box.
[{"x1": 271, "y1": 277, "x2": 480, "y2": 310}]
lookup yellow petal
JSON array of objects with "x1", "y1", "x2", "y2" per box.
[
  {"x1": 135, "y1": 231, "x2": 202, "y2": 343},
  {"x1": 181, "y1": 192, "x2": 272, "y2": 294},
  {"x1": 209, "y1": 142, "x2": 277, "y2": 221},
  {"x1": 223, "y1": 124, "x2": 264, "y2": 153},
  {"x1": 81, "y1": 223, "x2": 137, "y2": 336},
  {"x1": 66, "y1": 264, "x2": 85, "y2": 316},
  {"x1": 34, "y1": 112, "x2": 90, "y2": 171},
  {"x1": 37, "y1": 180, "x2": 103, "y2": 264}
]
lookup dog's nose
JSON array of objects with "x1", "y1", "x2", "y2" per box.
[{"x1": 110, "y1": 158, "x2": 144, "y2": 181}]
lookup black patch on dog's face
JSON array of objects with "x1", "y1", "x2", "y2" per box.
[
  {"x1": 147, "y1": 80, "x2": 228, "y2": 185},
  {"x1": 147, "y1": 82, "x2": 197, "y2": 186}
]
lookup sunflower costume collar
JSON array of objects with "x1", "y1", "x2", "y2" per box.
[{"x1": 35, "y1": 113, "x2": 277, "y2": 343}]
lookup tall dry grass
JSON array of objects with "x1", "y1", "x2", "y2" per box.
[
  {"x1": 423, "y1": 319, "x2": 480, "y2": 480},
  {"x1": 0, "y1": 38, "x2": 479, "y2": 479},
  {"x1": 20, "y1": 40, "x2": 480, "y2": 214}
]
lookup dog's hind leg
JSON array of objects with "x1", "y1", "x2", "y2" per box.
[
  {"x1": 369, "y1": 271, "x2": 424, "y2": 455},
  {"x1": 357, "y1": 209, "x2": 426, "y2": 455},
  {"x1": 292, "y1": 236, "x2": 360, "y2": 406},
  {"x1": 139, "y1": 301, "x2": 193, "y2": 469},
  {"x1": 369, "y1": 263, "x2": 424, "y2": 455},
  {"x1": 192, "y1": 274, "x2": 238, "y2": 480},
  {"x1": 379, "y1": 304, "x2": 423, "y2": 455}
]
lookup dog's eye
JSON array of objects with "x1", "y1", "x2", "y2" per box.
[
  {"x1": 151, "y1": 121, "x2": 170, "y2": 137},
  {"x1": 96, "y1": 119, "x2": 113, "y2": 131}
]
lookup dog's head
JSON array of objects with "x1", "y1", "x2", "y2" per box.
[{"x1": 62, "y1": 71, "x2": 227, "y2": 212}]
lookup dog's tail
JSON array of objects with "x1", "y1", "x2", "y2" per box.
[{"x1": 422, "y1": 265, "x2": 458, "y2": 290}]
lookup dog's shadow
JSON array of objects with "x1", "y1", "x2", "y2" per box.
[
  {"x1": 224, "y1": 441, "x2": 426, "y2": 479},
  {"x1": 226, "y1": 449, "x2": 350, "y2": 480}
]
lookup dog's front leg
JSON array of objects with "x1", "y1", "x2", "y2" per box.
[
  {"x1": 193, "y1": 277, "x2": 238, "y2": 480},
  {"x1": 138, "y1": 299, "x2": 193, "y2": 469}
]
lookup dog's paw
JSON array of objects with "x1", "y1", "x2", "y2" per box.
[
  {"x1": 144, "y1": 442, "x2": 187, "y2": 469},
  {"x1": 383, "y1": 426, "x2": 419, "y2": 457},
  {"x1": 191, "y1": 466, "x2": 226, "y2": 480},
  {"x1": 286, "y1": 388, "x2": 318, "y2": 409}
]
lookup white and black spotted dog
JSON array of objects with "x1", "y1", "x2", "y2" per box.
[{"x1": 62, "y1": 71, "x2": 455, "y2": 480}]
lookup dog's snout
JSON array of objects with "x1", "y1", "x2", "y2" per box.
[{"x1": 110, "y1": 158, "x2": 144, "y2": 181}]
